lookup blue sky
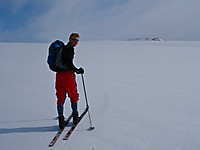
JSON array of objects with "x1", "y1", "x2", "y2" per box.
[{"x1": 0, "y1": 0, "x2": 200, "y2": 42}]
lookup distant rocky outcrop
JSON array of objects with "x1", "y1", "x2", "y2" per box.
[{"x1": 128, "y1": 38, "x2": 164, "y2": 41}]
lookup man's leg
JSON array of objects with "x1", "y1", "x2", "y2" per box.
[
  {"x1": 67, "y1": 72, "x2": 80, "y2": 124},
  {"x1": 56, "y1": 87, "x2": 66, "y2": 129},
  {"x1": 71, "y1": 103, "x2": 77, "y2": 115}
]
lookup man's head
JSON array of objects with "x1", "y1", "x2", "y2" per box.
[{"x1": 69, "y1": 33, "x2": 80, "y2": 47}]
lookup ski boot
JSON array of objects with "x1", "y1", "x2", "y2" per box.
[
  {"x1": 73, "y1": 112, "x2": 81, "y2": 125},
  {"x1": 58, "y1": 116, "x2": 65, "y2": 130}
]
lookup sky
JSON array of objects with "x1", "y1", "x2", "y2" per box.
[{"x1": 0, "y1": 0, "x2": 200, "y2": 42}]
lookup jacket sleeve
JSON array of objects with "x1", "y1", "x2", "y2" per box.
[{"x1": 62, "y1": 45, "x2": 78, "y2": 72}]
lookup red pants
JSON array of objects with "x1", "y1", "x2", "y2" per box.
[{"x1": 56, "y1": 71, "x2": 79, "y2": 105}]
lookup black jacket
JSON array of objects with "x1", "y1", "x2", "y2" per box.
[{"x1": 61, "y1": 42, "x2": 78, "y2": 72}]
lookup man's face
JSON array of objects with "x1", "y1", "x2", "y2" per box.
[{"x1": 69, "y1": 36, "x2": 79, "y2": 47}]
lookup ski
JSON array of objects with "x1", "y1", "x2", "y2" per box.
[
  {"x1": 48, "y1": 113, "x2": 73, "y2": 147},
  {"x1": 63, "y1": 107, "x2": 89, "y2": 140}
]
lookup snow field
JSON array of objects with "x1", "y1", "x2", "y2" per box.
[{"x1": 0, "y1": 41, "x2": 200, "y2": 150}]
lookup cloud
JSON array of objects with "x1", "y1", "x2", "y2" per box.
[
  {"x1": 1, "y1": 0, "x2": 200, "y2": 42},
  {"x1": 0, "y1": 0, "x2": 51, "y2": 42},
  {"x1": 10, "y1": 0, "x2": 27, "y2": 14},
  {"x1": 126, "y1": 0, "x2": 200, "y2": 40},
  {"x1": 26, "y1": 0, "x2": 131, "y2": 41}
]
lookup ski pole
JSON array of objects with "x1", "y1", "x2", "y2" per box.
[{"x1": 81, "y1": 74, "x2": 95, "y2": 130}]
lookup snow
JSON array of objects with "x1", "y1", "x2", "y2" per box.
[{"x1": 0, "y1": 41, "x2": 200, "y2": 150}]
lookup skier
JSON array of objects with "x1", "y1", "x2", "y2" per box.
[{"x1": 56, "y1": 33, "x2": 84, "y2": 129}]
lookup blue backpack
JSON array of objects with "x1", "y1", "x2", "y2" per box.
[{"x1": 47, "y1": 40, "x2": 69, "y2": 72}]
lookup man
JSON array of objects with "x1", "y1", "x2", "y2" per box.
[{"x1": 56, "y1": 33, "x2": 84, "y2": 129}]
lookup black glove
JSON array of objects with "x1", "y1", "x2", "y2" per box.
[{"x1": 77, "y1": 67, "x2": 84, "y2": 74}]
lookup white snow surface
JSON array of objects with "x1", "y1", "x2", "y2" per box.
[{"x1": 0, "y1": 41, "x2": 200, "y2": 150}]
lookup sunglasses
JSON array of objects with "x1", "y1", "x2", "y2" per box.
[{"x1": 71, "y1": 38, "x2": 79, "y2": 42}]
